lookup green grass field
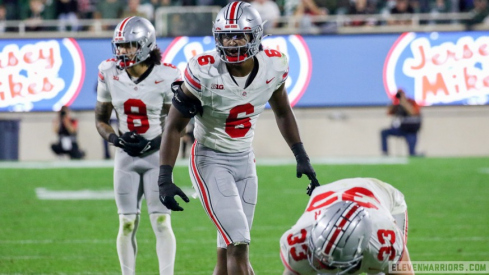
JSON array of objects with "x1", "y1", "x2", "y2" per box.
[{"x1": 0, "y1": 157, "x2": 488, "y2": 274}]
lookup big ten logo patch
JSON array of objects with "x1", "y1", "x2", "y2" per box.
[
  {"x1": 384, "y1": 32, "x2": 489, "y2": 106},
  {"x1": 0, "y1": 38, "x2": 85, "y2": 112},
  {"x1": 161, "y1": 35, "x2": 312, "y2": 107}
]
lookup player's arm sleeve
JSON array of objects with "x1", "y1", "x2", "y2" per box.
[{"x1": 96, "y1": 63, "x2": 111, "y2": 102}]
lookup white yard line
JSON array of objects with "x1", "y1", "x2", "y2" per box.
[
  {"x1": 1, "y1": 236, "x2": 487, "y2": 245},
  {"x1": 34, "y1": 187, "x2": 197, "y2": 200},
  {"x1": 478, "y1": 168, "x2": 489, "y2": 174},
  {"x1": 0, "y1": 157, "x2": 408, "y2": 169}
]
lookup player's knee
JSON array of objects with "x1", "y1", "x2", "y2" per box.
[
  {"x1": 150, "y1": 213, "x2": 172, "y2": 233},
  {"x1": 119, "y1": 214, "x2": 137, "y2": 235},
  {"x1": 227, "y1": 242, "x2": 249, "y2": 259}
]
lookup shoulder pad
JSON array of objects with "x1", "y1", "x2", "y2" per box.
[
  {"x1": 259, "y1": 50, "x2": 288, "y2": 73},
  {"x1": 187, "y1": 51, "x2": 221, "y2": 80},
  {"x1": 98, "y1": 58, "x2": 118, "y2": 72},
  {"x1": 159, "y1": 63, "x2": 182, "y2": 81}
]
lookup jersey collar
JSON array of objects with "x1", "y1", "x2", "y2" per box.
[
  {"x1": 126, "y1": 64, "x2": 155, "y2": 85},
  {"x1": 228, "y1": 56, "x2": 259, "y2": 90}
]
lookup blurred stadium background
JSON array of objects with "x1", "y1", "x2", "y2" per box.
[
  {"x1": 0, "y1": 0, "x2": 489, "y2": 160},
  {"x1": 0, "y1": 1, "x2": 489, "y2": 274}
]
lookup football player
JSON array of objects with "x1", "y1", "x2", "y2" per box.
[
  {"x1": 280, "y1": 178, "x2": 414, "y2": 275},
  {"x1": 156, "y1": 2, "x2": 320, "y2": 274},
  {"x1": 95, "y1": 16, "x2": 181, "y2": 275}
]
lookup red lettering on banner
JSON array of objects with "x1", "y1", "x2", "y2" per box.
[
  {"x1": 421, "y1": 73, "x2": 449, "y2": 100},
  {"x1": 463, "y1": 44, "x2": 473, "y2": 59},
  {"x1": 9, "y1": 75, "x2": 23, "y2": 98},
  {"x1": 403, "y1": 36, "x2": 489, "y2": 105},
  {"x1": 8, "y1": 52, "x2": 18, "y2": 67},
  {"x1": 410, "y1": 45, "x2": 426, "y2": 70},
  {"x1": 479, "y1": 44, "x2": 489, "y2": 56},
  {"x1": 464, "y1": 67, "x2": 477, "y2": 91},
  {"x1": 0, "y1": 41, "x2": 66, "y2": 109},
  {"x1": 483, "y1": 76, "x2": 489, "y2": 88}
]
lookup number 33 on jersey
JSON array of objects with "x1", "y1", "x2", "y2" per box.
[
  {"x1": 183, "y1": 49, "x2": 289, "y2": 153},
  {"x1": 280, "y1": 178, "x2": 406, "y2": 275}
]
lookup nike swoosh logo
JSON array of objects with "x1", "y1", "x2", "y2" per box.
[
  {"x1": 266, "y1": 77, "x2": 275, "y2": 84},
  {"x1": 155, "y1": 80, "x2": 164, "y2": 84}
]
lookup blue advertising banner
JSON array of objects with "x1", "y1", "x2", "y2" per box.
[{"x1": 1, "y1": 31, "x2": 488, "y2": 112}]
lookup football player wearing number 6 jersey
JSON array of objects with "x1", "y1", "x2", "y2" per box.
[
  {"x1": 95, "y1": 16, "x2": 182, "y2": 275},
  {"x1": 280, "y1": 178, "x2": 414, "y2": 275},
  {"x1": 157, "y1": 2, "x2": 319, "y2": 275}
]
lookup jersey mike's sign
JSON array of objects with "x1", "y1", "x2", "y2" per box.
[
  {"x1": 384, "y1": 32, "x2": 489, "y2": 106},
  {"x1": 0, "y1": 38, "x2": 85, "y2": 112},
  {"x1": 161, "y1": 35, "x2": 312, "y2": 107}
]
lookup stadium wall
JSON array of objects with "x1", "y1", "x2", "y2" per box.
[{"x1": 1, "y1": 105, "x2": 488, "y2": 161}]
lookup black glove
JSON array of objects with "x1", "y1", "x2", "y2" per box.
[
  {"x1": 108, "y1": 133, "x2": 127, "y2": 148},
  {"x1": 158, "y1": 165, "x2": 190, "y2": 211},
  {"x1": 122, "y1": 133, "x2": 161, "y2": 157},
  {"x1": 291, "y1": 142, "x2": 320, "y2": 196}
]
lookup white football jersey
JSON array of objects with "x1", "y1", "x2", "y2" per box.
[
  {"x1": 183, "y1": 50, "x2": 288, "y2": 153},
  {"x1": 280, "y1": 178, "x2": 407, "y2": 275},
  {"x1": 97, "y1": 59, "x2": 181, "y2": 140}
]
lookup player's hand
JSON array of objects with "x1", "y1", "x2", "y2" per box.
[
  {"x1": 306, "y1": 176, "x2": 320, "y2": 196},
  {"x1": 159, "y1": 183, "x2": 190, "y2": 211},
  {"x1": 292, "y1": 142, "x2": 321, "y2": 196},
  {"x1": 296, "y1": 155, "x2": 320, "y2": 195},
  {"x1": 108, "y1": 133, "x2": 127, "y2": 148},
  {"x1": 158, "y1": 165, "x2": 190, "y2": 211},
  {"x1": 123, "y1": 132, "x2": 152, "y2": 157}
]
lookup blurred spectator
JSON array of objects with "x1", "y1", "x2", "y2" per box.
[
  {"x1": 459, "y1": 0, "x2": 474, "y2": 11},
  {"x1": 122, "y1": 0, "x2": 147, "y2": 18},
  {"x1": 23, "y1": 0, "x2": 46, "y2": 31},
  {"x1": 387, "y1": 0, "x2": 415, "y2": 25},
  {"x1": 347, "y1": 0, "x2": 378, "y2": 26},
  {"x1": 466, "y1": 0, "x2": 489, "y2": 28},
  {"x1": 77, "y1": 0, "x2": 96, "y2": 19},
  {"x1": 429, "y1": 0, "x2": 452, "y2": 24},
  {"x1": 380, "y1": 88, "x2": 422, "y2": 157},
  {"x1": 51, "y1": 106, "x2": 85, "y2": 160},
  {"x1": 93, "y1": 0, "x2": 125, "y2": 30},
  {"x1": 2, "y1": 0, "x2": 19, "y2": 20},
  {"x1": 251, "y1": 0, "x2": 281, "y2": 29},
  {"x1": 56, "y1": 0, "x2": 79, "y2": 31},
  {"x1": 284, "y1": 0, "x2": 327, "y2": 33},
  {"x1": 0, "y1": 4, "x2": 6, "y2": 33}
]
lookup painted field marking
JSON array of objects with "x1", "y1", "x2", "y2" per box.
[
  {"x1": 479, "y1": 168, "x2": 489, "y2": 174},
  {"x1": 0, "y1": 157, "x2": 408, "y2": 169},
  {"x1": 35, "y1": 187, "x2": 197, "y2": 200},
  {"x1": 1, "y1": 236, "x2": 487, "y2": 245}
]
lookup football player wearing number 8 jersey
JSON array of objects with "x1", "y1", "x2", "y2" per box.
[
  {"x1": 157, "y1": 2, "x2": 319, "y2": 275},
  {"x1": 280, "y1": 178, "x2": 414, "y2": 275},
  {"x1": 95, "y1": 16, "x2": 182, "y2": 275}
]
